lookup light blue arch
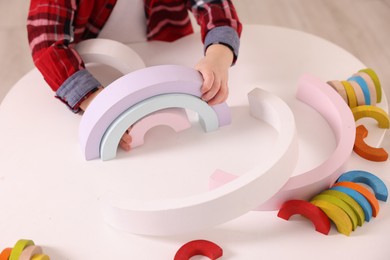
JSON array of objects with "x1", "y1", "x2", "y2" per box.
[{"x1": 100, "y1": 93, "x2": 220, "y2": 160}]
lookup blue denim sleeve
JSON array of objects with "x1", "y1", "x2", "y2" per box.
[
  {"x1": 55, "y1": 69, "x2": 102, "y2": 113},
  {"x1": 204, "y1": 25, "x2": 240, "y2": 65}
]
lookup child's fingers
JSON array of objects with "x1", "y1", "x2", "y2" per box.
[
  {"x1": 119, "y1": 131, "x2": 132, "y2": 151},
  {"x1": 207, "y1": 81, "x2": 229, "y2": 105},
  {"x1": 201, "y1": 76, "x2": 221, "y2": 102},
  {"x1": 119, "y1": 141, "x2": 131, "y2": 151},
  {"x1": 121, "y1": 132, "x2": 132, "y2": 143},
  {"x1": 119, "y1": 139, "x2": 131, "y2": 151},
  {"x1": 197, "y1": 68, "x2": 214, "y2": 94}
]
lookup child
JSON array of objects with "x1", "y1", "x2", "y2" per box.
[{"x1": 27, "y1": 0, "x2": 242, "y2": 151}]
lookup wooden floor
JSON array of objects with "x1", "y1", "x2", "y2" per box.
[
  {"x1": 0, "y1": 0, "x2": 389, "y2": 145},
  {"x1": 234, "y1": 0, "x2": 390, "y2": 100}
]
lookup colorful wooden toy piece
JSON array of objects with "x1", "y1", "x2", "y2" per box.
[
  {"x1": 320, "y1": 189, "x2": 365, "y2": 226},
  {"x1": 311, "y1": 194, "x2": 358, "y2": 230},
  {"x1": 310, "y1": 199, "x2": 353, "y2": 236},
  {"x1": 79, "y1": 65, "x2": 231, "y2": 160},
  {"x1": 330, "y1": 186, "x2": 372, "y2": 222},
  {"x1": 174, "y1": 240, "x2": 223, "y2": 260},
  {"x1": 333, "y1": 181, "x2": 380, "y2": 217},
  {"x1": 351, "y1": 105, "x2": 390, "y2": 128},
  {"x1": 129, "y1": 108, "x2": 191, "y2": 148},
  {"x1": 341, "y1": 81, "x2": 358, "y2": 108},
  {"x1": 31, "y1": 254, "x2": 50, "y2": 260},
  {"x1": 348, "y1": 80, "x2": 366, "y2": 106},
  {"x1": 19, "y1": 245, "x2": 43, "y2": 260},
  {"x1": 337, "y1": 170, "x2": 388, "y2": 201},
  {"x1": 353, "y1": 72, "x2": 377, "y2": 105},
  {"x1": 100, "y1": 93, "x2": 220, "y2": 160},
  {"x1": 9, "y1": 239, "x2": 35, "y2": 260},
  {"x1": 100, "y1": 88, "x2": 298, "y2": 235},
  {"x1": 327, "y1": 80, "x2": 348, "y2": 104},
  {"x1": 354, "y1": 125, "x2": 389, "y2": 162},
  {"x1": 359, "y1": 68, "x2": 382, "y2": 103},
  {"x1": 277, "y1": 200, "x2": 331, "y2": 235},
  {"x1": 0, "y1": 248, "x2": 12, "y2": 260},
  {"x1": 348, "y1": 76, "x2": 372, "y2": 105},
  {"x1": 75, "y1": 38, "x2": 146, "y2": 75}
]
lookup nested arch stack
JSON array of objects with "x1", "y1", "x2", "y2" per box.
[
  {"x1": 278, "y1": 170, "x2": 388, "y2": 236},
  {"x1": 0, "y1": 239, "x2": 50, "y2": 260}
]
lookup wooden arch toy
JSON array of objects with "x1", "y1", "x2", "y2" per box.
[
  {"x1": 330, "y1": 186, "x2": 372, "y2": 222},
  {"x1": 348, "y1": 80, "x2": 366, "y2": 106},
  {"x1": 100, "y1": 88, "x2": 298, "y2": 235},
  {"x1": 348, "y1": 76, "x2": 372, "y2": 105},
  {"x1": 327, "y1": 80, "x2": 348, "y2": 104},
  {"x1": 333, "y1": 181, "x2": 380, "y2": 217},
  {"x1": 311, "y1": 194, "x2": 358, "y2": 230},
  {"x1": 9, "y1": 239, "x2": 35, "y2": 260},
  {"x1": 310, "y1": 199, "x2": 353, "y2": 236},
  {"x1": 77, "y1": 41, "x2": 298, "y2": 235},
  {"x1": 0, "y1": 248, "x2": 12, "y2": 260},
  {"x1": 174, "y1": 240, "x2": 223, "y2": 260},
  {"x1": 353, "y1": 72, "x2": 377, "y2": 105},
  {"x1": 359, "y1": 68, "x2": 382, "y2": 103},
  {"x1": 30, "y1": 255, "x2": 50, "y2": 260},
  {"x1": 277, "y1": 200, "x2": 331, "y2": 235},
  {"x1": 19, "y1": 245, "x2": 43, "y2": 260},
  {"x1": 100, "y1": 93, "x2": 222, "y2": 160},
  {"x1": 79, "y1": 64, "x2": 231, "y2": 160},
  {"x1": 320, "y1": 189, "x2": 365, "y2": 227},
  {"x1": 342, "y1": 80, "x2": 358, "y2": 108},
  {"x1": 326, "y1": 68, "x2": 382, "y2": 109},
  {"x1": 351, "y1": 105, "x2": 390, "y2": 128},
  {"x1": 75, "y1": 38, "x2": 146, "y2": 75},
  {"x1": 337, "y1": 170, "x2": 388, "y2": 201},
  {"x1": 210, "y1": 74, "x2": 357, "y2": 210},
  {"x1": 354, "y1": 125, "x2": 389, "y2": 162}
]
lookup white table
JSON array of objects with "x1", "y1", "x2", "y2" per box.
[{"x1": 0, "y1": 25, "x2": 389, "y2": 259}]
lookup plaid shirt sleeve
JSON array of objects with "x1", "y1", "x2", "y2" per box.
[
  {"x1": 27, "y1": 0, "x2": 241, "y2": 112},
  {"x1": 189, "y1": 0, "x2": 242, "y2": 63},
  {"x1": 27, "y1": 0, "x2": 115, "y2": 112}
]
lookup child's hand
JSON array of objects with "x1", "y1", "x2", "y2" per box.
[
  {"x1": 119, "y1": 129, "x2": 132, "y2": 151},
  {"x1": 195, "y1": 44, "x2": 234, "y2": 105},
  {"x1": 80, "y1": 87, "x2": 133, "y2": 151}
]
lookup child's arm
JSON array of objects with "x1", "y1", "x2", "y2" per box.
[
  {"x1": 189, "y1": 0, "x2": 242, "y2": 105},
  {"x1": 195, "y1": 43, "x2": 233, "y2": 105},
  {"x1": 27, "y1": 0, "x2": 114, "y2": 113}
]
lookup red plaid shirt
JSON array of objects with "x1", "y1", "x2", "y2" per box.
[{"x1": 27, "y1": 0, "x2": 242, "y2": 111}]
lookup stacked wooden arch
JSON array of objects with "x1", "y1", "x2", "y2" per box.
[
  {"x1": 278, "y1": 170, "x2": 388, "y2": 236},
  {"x1": 327, "y1": 68, "x2": 389, "y2": 162}
]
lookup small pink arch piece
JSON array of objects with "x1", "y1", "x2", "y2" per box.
[
  {"x1": 174, "y1": 240, "x2": 223, "y2": 260},
  {"x1": 129, "y1": 108, "x2": 191, "y2": 148},
  {"x1": 208, "y1": 170, "x2": 237, "y2": 191},
  {"x1": 277, "y1": 200, "x2": 331, "y2": 235}
]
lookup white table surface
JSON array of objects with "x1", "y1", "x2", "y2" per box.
[{"x1": 0, "y1": 25, "x2": 389, "y2": 259}]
